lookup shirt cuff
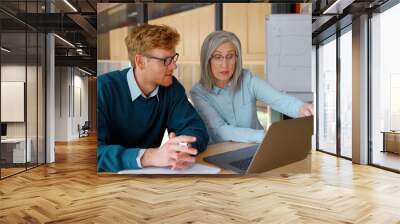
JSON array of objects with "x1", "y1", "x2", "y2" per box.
[{"x1": 136, "y1": 149, "x2": 146, "y2": 168}]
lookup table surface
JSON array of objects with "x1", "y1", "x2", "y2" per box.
[{"x1": 100, "y1": 141, "x2": 311, "y2": 175}]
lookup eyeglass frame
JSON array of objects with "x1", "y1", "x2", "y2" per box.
[
  {"x1": 210, "y1": 53, "x2": 237, "y2": 65},
  {"x1": 142, "y1": 53, "x2": 179, "y2": 66}
]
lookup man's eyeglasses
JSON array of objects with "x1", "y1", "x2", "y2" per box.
[
  {"x1": 211, "y1": 53, "x2": 237, "y2": 65},
  {"x1": 143, "y1": 53, "x2": 179, "y2": 66}
]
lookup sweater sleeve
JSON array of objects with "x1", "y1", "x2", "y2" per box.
[
  {"x1": 190, "y1": 87, "x2": 265, "y2": 144},
  {"x1": 166, "y1": 80, "x2": 209, "y2": 153},
  {"x1": 249, "y1": 72, "x2": 304, "y2": 118},
  {"x1": 96, "y1": 76, "x2": 142, "y2": 172}
]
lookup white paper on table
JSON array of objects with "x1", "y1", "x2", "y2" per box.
[{"x1": 118, "y1": 163, "x2": 220, "y2": 174}]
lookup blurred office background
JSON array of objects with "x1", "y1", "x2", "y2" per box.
[{"x1": 0, "y1": 0, "x2": 97, "y2": 178}]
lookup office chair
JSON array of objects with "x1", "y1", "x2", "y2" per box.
[{"x1": 78, "y1": 121, "x2": 90, "y2": 138}]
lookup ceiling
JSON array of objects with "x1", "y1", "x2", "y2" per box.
[
  {"x1": 311, "y1": 0, "x2": 390, "y2": 43},
  {"x1": 97, "y1": 1, "x2": 390, "y2": 40},
  {"x1": 0, "y1": 0, "x2": 97, "y2": 74}
]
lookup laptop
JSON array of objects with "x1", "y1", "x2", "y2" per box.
[{"x1": 203, "y1": 116, "x2": 313, "y2": 174}]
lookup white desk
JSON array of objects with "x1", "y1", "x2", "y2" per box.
[
  {"x1": 101, "y1": 142, "x2": 311, "y2": 175},
  {"x1": 1, "y1": 138, "x2": 31, "y2": 163}
]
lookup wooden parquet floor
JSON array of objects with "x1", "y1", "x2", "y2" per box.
[{"x1": 1, "y1": 135, "x2": 400, "y2": 223}]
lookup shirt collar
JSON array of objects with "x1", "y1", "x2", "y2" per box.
[
  {"x1": 127, "y1": 67, "x2": 159, "y2": 102},
  {"x1": 211, "y1": 81, "x2": 232, "y2": 95},
  {"x1": 211, "y1": 86, "x2": 223, "y2": 95}
]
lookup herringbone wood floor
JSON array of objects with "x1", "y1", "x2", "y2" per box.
[{"x1": 1, "y1": 135, "x2": 400, "y2": 223}]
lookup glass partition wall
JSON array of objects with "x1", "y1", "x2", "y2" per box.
[
  {"x1": 316, "y1": 26, "x2": 353, "y2": 159},
  {"x1": 0, "y1": 1, "x2": 46, "y2": 179},
  {"x1": 317, "y1": 35, "x2": 337, "y2": 155},
  {"x1": 339, "y1": 28, "x2": 352, "y2": 159},
  {"x1": 370, "y1": 3, "x2": 400, "y2": 171},
  {"x1": 1, "y1": 30, "x2": 27, "y2": 177}
]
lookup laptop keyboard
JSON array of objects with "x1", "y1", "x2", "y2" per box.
[{"x1": 229, "y1": 157, "x2": 253, "y2": 171}]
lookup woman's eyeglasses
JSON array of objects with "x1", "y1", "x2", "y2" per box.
[{"x1": 211, "y1": 53, "x2": 237, "y2": 65}]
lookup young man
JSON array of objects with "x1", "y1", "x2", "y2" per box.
[{"x1": 97, "y1": 24, "x2": 209, "y2": 172}]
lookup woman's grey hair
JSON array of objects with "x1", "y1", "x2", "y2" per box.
[{"x1": 199, "y1": 31, "x2": 243, "y2": 91}]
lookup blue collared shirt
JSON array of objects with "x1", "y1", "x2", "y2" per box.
[
  {"x1": 127, "y1": 67, "x2": 159, "y2": 101},
  {"x1": 189, "y1": 69, "x2": 304, "y2": 144},
  {"x1": 126, "y1": 67, "x2": 159, "y2": 168}
]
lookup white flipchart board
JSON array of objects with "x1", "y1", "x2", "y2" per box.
[
  {"x1": 265, "y1": 14, "x2": 313, "y2": 102},
  {"x1": 1, "y1": 82, "x2": 25, "y2": 122}
]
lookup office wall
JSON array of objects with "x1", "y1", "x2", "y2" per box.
[
  {"x1": 223, "y1": 3, "x2": 271, "y2": 62},
  {"x1": 1, "y1": 62, "x2": 45, "y2": 168},
  {"x1": 1, "y1": 82, "x2": 24, "y2": 122},
  {"x1": 98, "y1": 32, "x2": 110, "y2": 60},
  {"x1": 109, "y1": 26, "x2": 129, "y2": 61},
  {"x1": 148, "y1": 5, "x2": 214, "y2": 93},
  {"x1": 1, "y1": 64, "x2": 39, "y2": 138},
  {"x1": 55, "y1": 67, "x2": 89, "y2": 141},
  {"x1": 149, "y1": 5, "x2": 214, "y2": 62},
  {"x1": 55, "y1": 67, "x2": 70, "y2": 141},
  {"x1": 55, "y1": 67, "x2": 69, "y2": 141}
]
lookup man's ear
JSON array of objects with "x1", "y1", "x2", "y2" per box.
[{"x1": 134, "y1": 54, "x2": 146, "y2": 69}]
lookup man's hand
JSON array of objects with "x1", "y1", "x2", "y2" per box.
[
  {"x1": 140, "y1": 132, "x2": 198, "y2": 169},
  {"x1": 167, "y1": 132, "x2": 197, "y2": 170},
  {"x1": 298, "y1": 103, "x2": 314, "y2": 117}
]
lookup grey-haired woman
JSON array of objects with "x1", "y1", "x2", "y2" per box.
[{"x1": 190, "y1": 31, "x2": 313, "y2": 144}]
